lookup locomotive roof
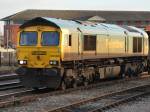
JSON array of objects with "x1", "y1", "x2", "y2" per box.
[{"x1": 20, "y1": 17, "x2": 145, "y2": 36}]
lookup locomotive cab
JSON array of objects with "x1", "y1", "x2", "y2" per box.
[
  {"x1": 16, "y1": 21, "x2": 63, "y2": 89},
  {"x1": 17, "y1": 26, "x2": 61, "y2": 68}
]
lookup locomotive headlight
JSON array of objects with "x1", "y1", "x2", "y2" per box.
[
  {"x1": 49, "y1": 60, "x2": 59, "y2": 65},
  {"x1": 50, "y1": 61, "x2": 53, "y2": 65},
  {"x1": 18, "y1": 60, "x2": 27, "y2": 65},
  {"x1": 19, "y1": 60, "x2": 24, "y2": 64}
]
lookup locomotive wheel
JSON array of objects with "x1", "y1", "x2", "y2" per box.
[
  {"x1": 120, "y1": 65, "x2": 126, "y2": 79},
  {"x1": 126, "y1": 68, "x2": 132, "y2": 78},
  {"x1": 60, "y1": 81, "x2": 67, "y2": 90},
  {"x1": 136, "y1": 64, "x2": 144, "y2": 75},
  {"x1": 73, "y1": 81, "x2": 77, "y2": 88},
  {"x1": 89, "y1": 74, "x2": 94, "y2": 83},
  {"x1": 83, "y1": 81, "x2": 88, "y2": 86},
  {"x1": 120, "y1": 73, "x2": 126, "y2": 79}
]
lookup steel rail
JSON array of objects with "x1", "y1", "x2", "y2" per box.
[
  {"x1": 47, "y1": 84, "x2": 150, "y2": 112},
  {"x1": 0, "y1": 74, "x2": 149, "y2": 109},
  {"x1": 0, "y1": 73, "x2": 18, "y2": 81},
  {"x1": 0, "y1": 79, "x2": 22, "y2": 91},
  {"x1": 91, "y1": 92, "x2": 150, "y2": 112}
]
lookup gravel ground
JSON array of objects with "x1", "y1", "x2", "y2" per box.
[
  {"x1": 105, "y1": 95, "x2": 150, "y2": 112},
  {"x1": 1, "y1": 78, "x2": 150, "y2": 112}
]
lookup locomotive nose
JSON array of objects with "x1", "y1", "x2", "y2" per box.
[
  {"x1": 37, "y1": 55, "x2": 41, "y2": 61},
  {"x1": 30, "y1": 50, "x2": 48, "y2": 67}
]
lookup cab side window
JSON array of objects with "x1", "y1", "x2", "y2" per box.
[{"x1": 64, "y1": 34, "x2": 72, "y2": 46}]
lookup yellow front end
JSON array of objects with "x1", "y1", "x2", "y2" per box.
[
  {"x1": 16, "y1": 26, "x2": 63, "y2": 89},
  {"x1": 17, "y1": 26, "x2": 61, "y2": 68}
]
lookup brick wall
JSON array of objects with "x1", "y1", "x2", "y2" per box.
[{"x1": 4, "y1": 25, "x2": 20, "y2": 48}]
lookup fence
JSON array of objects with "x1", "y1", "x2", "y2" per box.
[{"x1": 0, "y1": 51, "x2": 17, "y2": 66}]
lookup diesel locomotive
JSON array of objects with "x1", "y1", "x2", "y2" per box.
[{"x1": 16, "y1": 17, "x2": 149, "y2": 89}]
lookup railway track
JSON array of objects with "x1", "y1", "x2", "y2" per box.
[
  {"x1": 0, "y1": 79, "x2": 22, "y2": 91},
  {"x1": 0, "y1": 73, "x2": 18, "y2": 81},
  {"x1": 0, "y1": 74, "x2": 149, "y2": 109},
  {"x1": 0, "y1": 73, "x2": 23, "y2": 91},
  {"x1": 0, "y1": 89, "x2": 34, "y2": 101},
  {"x1": 0, "y1": 73, "x2": 28, "y2": 101},
  {"x1": 0, "y1": 73, "x2": 33, "y2": 103},
  {"x1": 0, "y1": 70, "x2": 14, "y2": 76},
  {"x1": 48, "y1": 84, "x2": 150, "y2": 112}
]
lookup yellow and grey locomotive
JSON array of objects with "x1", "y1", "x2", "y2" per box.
[{"x1": 16, "y1": 17, "x2": 149, "y2": 89}]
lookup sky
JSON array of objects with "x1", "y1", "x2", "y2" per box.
[{"x1": 0, "y1": 0, "x2": 150, "y2": 35}]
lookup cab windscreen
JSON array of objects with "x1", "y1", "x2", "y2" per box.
[{"x1": 20, "y1": 32, "x2": 38, "y2": 46}]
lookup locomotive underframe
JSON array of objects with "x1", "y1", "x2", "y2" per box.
[
  {"x1": 17, "y1": 56, "x2": 147, "y2": 89},
  {"x1": 61, "y1": 56, "x2": 147, "y2": 87}
]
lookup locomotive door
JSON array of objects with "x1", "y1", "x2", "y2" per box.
[
  {"x1": 124, "y1": 32, "x2": 128, "y2": 53},
  {"x1": 77, "y1": 28, "x2": 83, "y2": 60}
]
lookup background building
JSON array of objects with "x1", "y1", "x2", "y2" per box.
[
  {"x1": 1, "y1": 9, "x2": 150, "y2": 48},
  {"x1": 0, "y1": 29, "x2": 4, "y2": 47}
]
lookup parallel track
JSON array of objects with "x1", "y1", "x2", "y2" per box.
[
  {"x1": 0, "y1": 74, "x2": 149, "y2": 109},
  {"x1": 48, "y1": 84, "x2": 150, "y2": 112},
  {"x1": 0, "y1": 70, "x2": 14, "y2": 76},
  {"x1": 0, "y1": 89, "x2": 33, "y2": 100},
  {"x1": 0, "y1": 73, "x2": 32, "y2": 103},
  {"x1": 0, "y1": 73, "x2": 18, "y2": 81},
  {"x1": 0, "y1": 73, "x2": 23, "y2": 91}
]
